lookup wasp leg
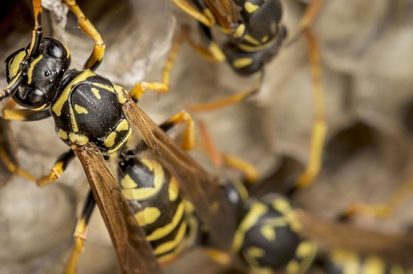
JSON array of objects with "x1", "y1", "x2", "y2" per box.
[
  {"x1": 2, "y1": 108, "x2": 51, "y2": 121},
  {"x1": 187, "y1": 71, "x2": 263, "y2": 112},
  {"x1": 0, "y1": 146, "x2": 36, "y2": 182},
  {"x1": 172, "y1": 0, "x2": 214, "y2": 27},
  {"x1": 202, "y1": 248, "x2": 231, "y2": 266},
  {"x1": 198, "y1": 121, "x2": 259, "y2": 183},
  {"x1": 158, "y1": 111, "x2": 195, "y2": 150},
  {"x1": 62, "y1": 0, "x2": 105, "y2": 71},
  {"x1": 292, "y1": 30, "x2": 326, "y2": 193},
  {"x1": 286, "y1": 0, "x2": 325, "y2": 46},
  {"x1": 64, "y1": 190, "x2": 96, "y2": 274},
  {"x1": 28, "y1": 0, "x2": 43, "y2": 56},
  {"x1": 36, "y1": 149, "x2": 75, "y2": 187},
  {"x1": 129, "y1": 31, "x2": 185, "y2": 101},
  {"x1": 183, "y1": 23, "x2": 226, "y2": 63},
  {"x1": 337, "y1": 177, "x2": 413, "y2": 222}
]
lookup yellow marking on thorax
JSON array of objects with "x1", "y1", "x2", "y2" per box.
[
  {"x1": 91, "y1": 87, "x2": 101, "y2": 99},
  {"x1": 297, "y1": 241, "x2": 317, "y2": 258},
  {"x1": 233, "y1": 58, "x2": 253, "y2": 68},
  {"x1": 74, "y1": 104, "x2": 88, "y2": 114},
  {"x1": 247, "y1": 246, "x2": 265, "y2": 258},
  {"x1": 116, "y1": 119, "x2": 129, "y2": 132},
  {"x1": 106, "y1": 129, "x2": 131, "y2": 154},
  {"x1": 233, "y1": 180, "x2": 249, "y2": 202},
  {"x1": 104, "y1": 132, "x2": 117, "y2": 148},
  {"x1": 362, "y1": 256, "x2": 385, "y2": 274},
  {"x1": 208, "y1": 43, "x2": 226, "y2": 62},
  {"x1": 92, "y1": 82, "x2": 115, "y2": 93},
  {"x1": 121, "y1": 174, "x2": 138, "y2": 189},
  {"x1": 153, "y1": 221, "x2": 187, "y2": 255},
  {"x1": 286, "y1": 260, "x2": 300, "y2": 274},
  {"x1": 135, "y1": 207, "x2": 161, "y2": 226},
  {"x1": 244, "y1": 34, "x2": 261, "y2": 46},
  {"x1": 68, "y1": 133, "x2": 89, "y2": 146},
  {"x1": 146, "y1": 202, "x2": 185, "y2": 241},
  {"x1": 234, "y1": 24, "x2": 246, "y2": 38},
  {"x1": 261, "y1": 36, "x2": 269, "y2": 43},
  {"x1": 58, "y1": 129, "x2": 68, "y2": 140},
  {"x1": 260, "y1": 225, "x2": 276, "y2": 241},
  {"x1": 121, "y1": 159, "x2": 164, "y2": 201},
  {"x1": 113, "y1": 84, "x2": 127, "y2": 104},
  {"x1": 168, "y1": 177, "x2": 180, "y2": 202},
  {"x1": 245, "y1": 2, "x2": 259, "y2": 13},
  {"x1": 27, "y1": 54, "x2": 43, "y2": 84},
  {"x1": 232, "y1": 203, "x2": 267, "y2": 252},
  {"x1": 9, "y1": 51, "x2": 26, "y2": 79},
  {"x1": 52, "y1": 70, "x2": 96, "y2": 116},
  {"x1": 273, "y1": 198, "x2": 291, "y2": 212},
  {"x1": 331, "y1": 249, "x2": 360, "y2": 274}
]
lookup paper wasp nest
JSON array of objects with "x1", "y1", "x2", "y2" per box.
[{"x1": 0, "y1": 0, "x2": 413, "y2": 273}]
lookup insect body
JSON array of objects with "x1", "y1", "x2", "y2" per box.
[{"x1": 118, "y1": 153, "x2": 197, "y2": 265}]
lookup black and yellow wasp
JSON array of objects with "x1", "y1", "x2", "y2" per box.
[
  {"x1": 0, "y1": 1, "x2": 237, "y2": 273},
  {"x1": 171, "y1": 0, "x2": 327, "y2": 194}
]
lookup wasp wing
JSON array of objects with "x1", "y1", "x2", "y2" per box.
[
  {"x1": 73, "y1": 144, "x2": 161, "y2": 274},
  {"x1": 203, "y1": 0, "x2": 242, "y2": 31},
  {"x1": 123, "y1": 99, "x2": 236, "y2": 250},
  {"x1": 297, "y1": 210, "x2": 413, "y2": 266}
]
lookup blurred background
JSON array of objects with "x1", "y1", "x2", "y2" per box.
[{"x1": 1, "y1": 0, "x2": 413, "y2": 273}]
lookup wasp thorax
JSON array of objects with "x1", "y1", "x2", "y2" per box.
[{"x1": 5, "y1": 37, "x2": 71, "y2": 109}]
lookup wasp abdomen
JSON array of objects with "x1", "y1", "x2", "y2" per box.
[{"x1": 119, "y1": 157, "x2": 191, "y2": 262}]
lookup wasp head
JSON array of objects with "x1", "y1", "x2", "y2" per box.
[{"x1": 5, "y1": 38, "x2": 71, "y2": 109}]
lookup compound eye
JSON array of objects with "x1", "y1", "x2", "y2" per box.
[
  {"x1": 47, "y1": 43, "x2": 64, "y2": 58},
  {"x1": 27, "y1": 88, "x2": 46, "y2": 107}
]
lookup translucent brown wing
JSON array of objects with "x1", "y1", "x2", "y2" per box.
[
  {"x1": 72, "y1": 144, "x2": 161, "y2": 274},
  {"x1": 203, "y1": 0, "x2": 242, "y2": 31},
  {"x1": 297, "y1": 210, "x2": 413, "y2": 266},
  {"x1": 123, "y1": 99, "x2": 236, "y2": 250}
]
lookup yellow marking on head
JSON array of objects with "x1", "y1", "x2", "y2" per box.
[
  {"x1": 232, "y1": 202, "x2": 267, "y2": 252},
  {"x1": 234, "y1": 24, "x2": 246, "y2": 38},
  {"x1": 260, "y1": 225, "x2": 276, "y2": 241},
  {"x1": 91, "y1": 87, "x2": 101, "y2": 99},
  {"x1": 68, "y1": 133, "x2": 89, "y2": 146},
  {"x1": 92, "y1": 82, "x2": 115, "y2": 93},
  {"x1": 27, "y1": 54, "x2": 43, "y2": 84},
  {"x1": 168, "y1": 177, "x2": 180, "y2": 202},
  {"x1": 107, "y1": 129, "x2": 131, "y2": 154},
  {"x1": 153, "y1": 221, "x2": 187, "y2": 255},
  {"x1": 116, "y1": 119, "x2": 129, "y2": 132},
  {"x1": 362, "y1": 256, "x2": 385, "y2": 274},
  {"x1": 104, "y1": 132, "x2": 117, "y2": 148},
  {"x1": 390, "y1": 265, "x2": 404, "y2": 274},
  {"x1": 120, "y1": 174, "x2": 138, "y2": 189},
  {"x1": 9, "y1": 51, "x2": 26, "y2": 79},
  {"x1": 244, "y1": 34, "x2": 261, "y2": 46},
  {"x1": 208, "y1": 43, "x2": 226, "y2": 62},
  {"x1": 74, "y1": 104, "x2": 88, "y2": 114},
  {"x1": 58, "y1": 129, "x2": 68, "y2": 140},
  {"x1": 233, "y1": 58, "x2": 253, "y2": 69},
  {"x1": 113, "y1": 84, "x2": 127, "y2": 104},
  {"x1": 245, "y1": 2, "x2": 259, "y2": 13},
  {"x1": 286, "y1": 260, "x2": 300, "y2": 274},
  {"x1": 331, "y1": 249, "x2": 360, "y2": 274},
  {"x1": 146, "y1": 202, "x2": 185, "y2": 241},
  {"x1": 52, "y1": 70, "x2": 96, "y2": 116},
  {"x1": 121, "y1": 159, "x2": 164, "y2": 201},
  {"x1": 135, "y1": 207, "x2": 161, "y2": 226},
  {"x1": 238, "y1": 38, "x2": 277, "y2": 52}
]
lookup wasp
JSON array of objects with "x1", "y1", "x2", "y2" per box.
[
  {"x1": 1, "y1": 1, "x2": 236, "y2": 273},
  {"x1": 170, "y1": 0, "x2": 328, "y2": 194}
]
